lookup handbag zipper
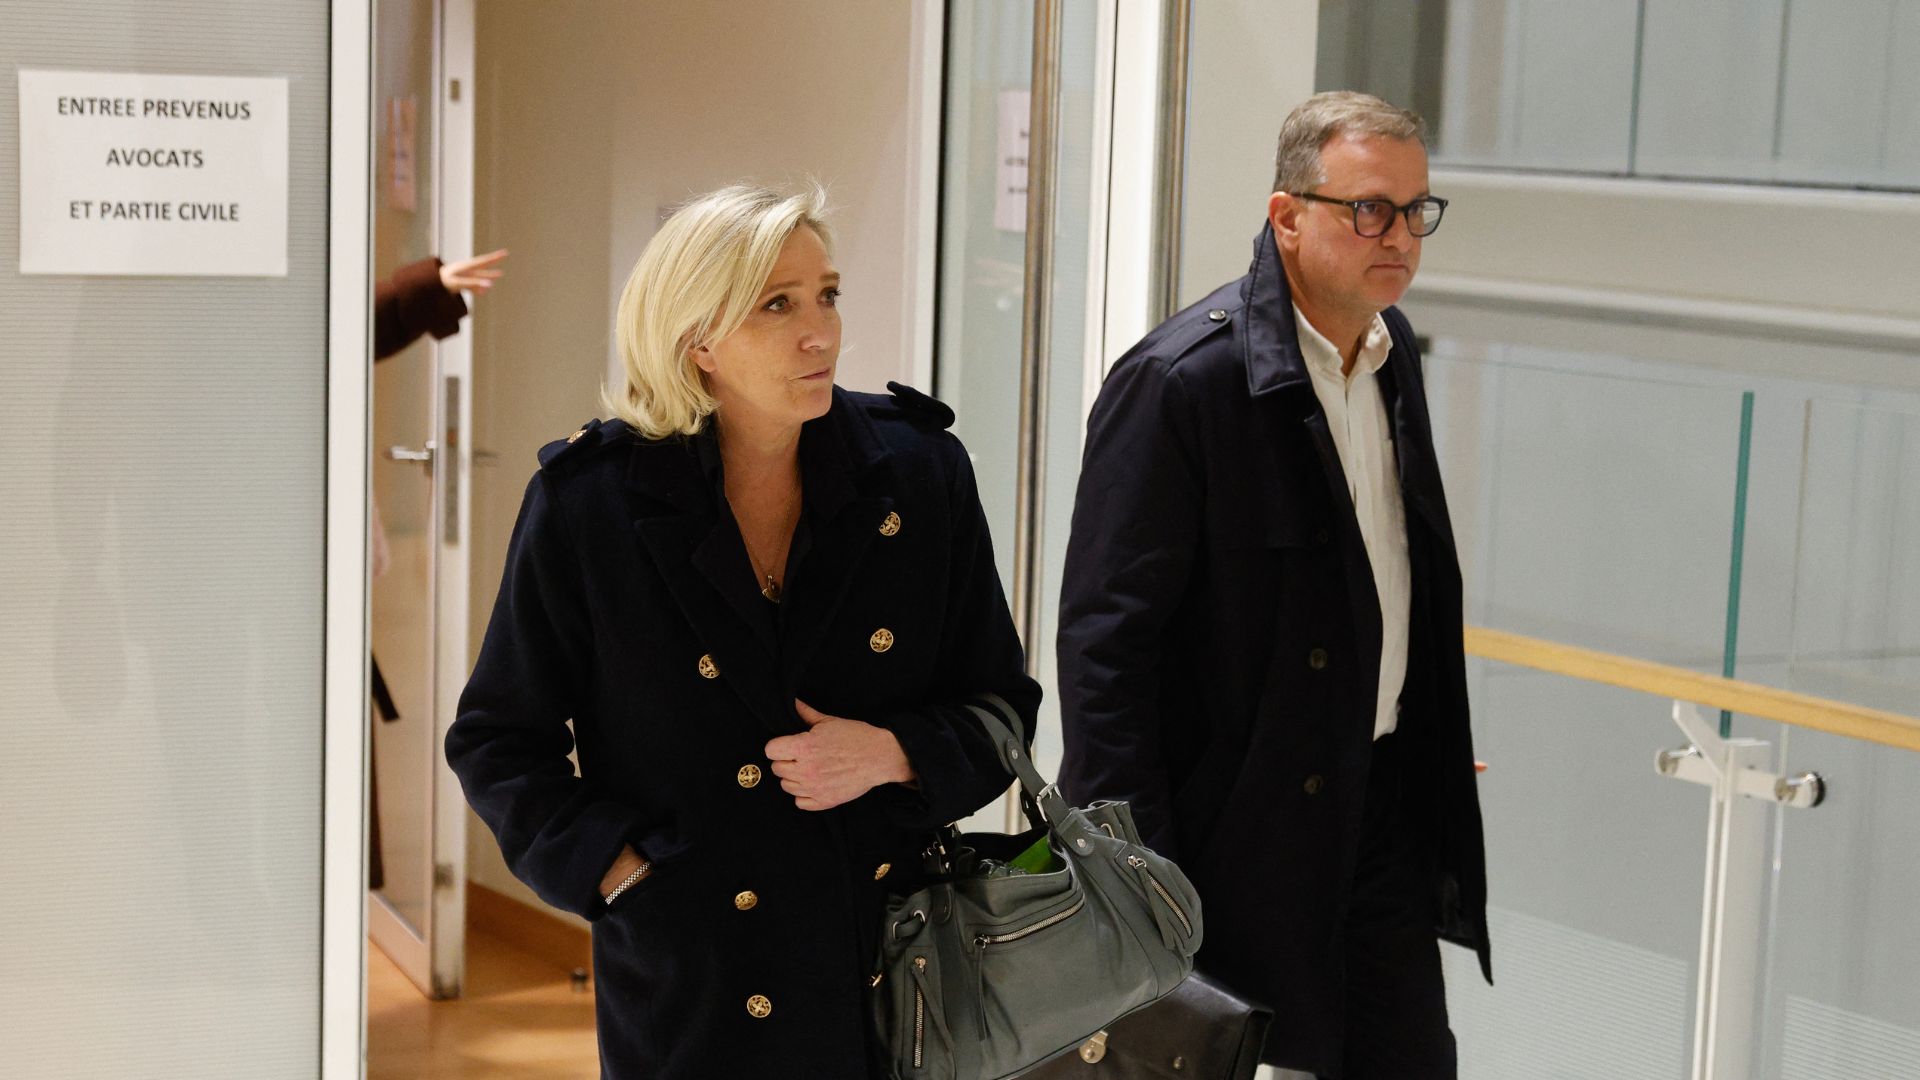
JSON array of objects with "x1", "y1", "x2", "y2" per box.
[
  {"x1": 1126, "y1": 854, "x2": 1194, "y2": 938},
  {"x1": 970, "y1": 895, "x2": 1087, "y2": 949},
  {"x1": 912, "y1": 956, "x2": 926, "y2": 1069}
]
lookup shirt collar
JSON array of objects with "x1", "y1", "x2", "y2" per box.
[{"x1": 1291, "y1": 304, "x2": 1392, "y2": 382}]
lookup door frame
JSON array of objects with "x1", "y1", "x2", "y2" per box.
[
  {"x1": 364, "y1": 0, "x2": 476, "y2": 1001},
  {"x1": 429, "y1": 0, "x2": 477, "y2": 997},
  {"x1": 324, "y1": 0, "x2": 373, "y2": 1074}
]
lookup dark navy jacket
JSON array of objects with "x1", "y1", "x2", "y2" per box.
[
  {"x1": 1056, "y1": 224, "x2": 1490, "y2": 1075},
  {"x1": 448, "y1": 385, "x2": 1039, "y2": 1079}
]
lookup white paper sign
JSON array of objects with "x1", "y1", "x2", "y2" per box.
[
  {"x1": 995, "y1": 89, "x2": 1030, "y2": 233},
  {"x1": 17, "y1": 69, "x2": 289, "y2": 277}
]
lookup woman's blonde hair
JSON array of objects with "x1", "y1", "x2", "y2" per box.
[{"x1": 604, "y1": 183, "x2": 833, "y2": 438}]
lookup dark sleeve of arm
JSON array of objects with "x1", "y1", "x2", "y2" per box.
[
  {"x1": 1055, "y1": 356, "x2": 1203, "y2": 860},
  {"x1": 444, "y1": 472, "x2": 647, "y2": 920},
  {"x1": 873, "y1": 436, "x2": 1042, "y2": 828},
  {"x1": 373, "y1": 256, "x2": 469, "y2": 361}
]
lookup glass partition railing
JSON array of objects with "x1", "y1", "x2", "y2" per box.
[
  {"x1": 1442, "y1": 659, "x2": 1704, "y2": 1077},
  {"x1": 1416, "y1": 330, "x2": 1920, "y2": 1079},
  {"x1": 1750, "y1": 399, "x2": 1920, "y2": 1078},
  {"x1": 1423, "y1": 349, "x2": 1755, "y2": 666}
]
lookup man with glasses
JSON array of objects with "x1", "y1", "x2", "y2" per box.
[{"x1": 1058, "y1": 92, "x2": 1488, "y2": 1080}]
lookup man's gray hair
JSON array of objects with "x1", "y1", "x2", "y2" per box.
[{"x1": 1273, "y1": 91, "x2": 1427, "y2": 194}]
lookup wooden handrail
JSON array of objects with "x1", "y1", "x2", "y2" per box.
[{"x1": 1464, "y1": 625, "x2": 1920, "y2": 753}]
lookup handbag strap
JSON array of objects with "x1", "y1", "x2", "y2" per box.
[{"x1": 964, "y1": 694, "x2": 1069, "y2": 829}]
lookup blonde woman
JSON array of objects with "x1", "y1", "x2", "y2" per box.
[{"x1": 447, "y1": 184, "x2": 1038, "y2": 1078}]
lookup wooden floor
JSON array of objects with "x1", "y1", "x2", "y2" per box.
[{"x1": 368, "y1": 928, "x2": 599, "y2": 1078}]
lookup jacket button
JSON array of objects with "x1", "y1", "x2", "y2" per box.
[
  {"x1": 746, "y1": 994, "x2": 773, "y2": 1018},
  {"x1": 1206, "y1": 308, "x2": 1228, "y2": 322},
  {"x1": 879, "y1": 511, "x2": 902, "y2": 536},
  {"x1": 736, "y1": 764, "x2": 763, "y2": 789},
  {"x1": 1315, "y1": 528, "x2": 1330, "y2": 545},
  {"x1": 870, "y1": 628, "x2": 895, "y2": 653},
  {"x1": 1303, "y1": 774, "x2": 1325, "y2": 796},
  {"x1": 1308, "y1": 647, "x2": 1329, "y2": 670},
  {"x1": 873, "y1": 862, "x2": 892, "y2": 880},
  {"x1": 697, "y1": 654, "x2": 720, "y2": 679},
  {"x1": 734, "y1": 890, "x2": 759, "y2": 911}
]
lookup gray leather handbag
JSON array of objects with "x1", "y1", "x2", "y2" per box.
[{"x1": 872, "y1": 695, "x2": 1203, "y2": 1079}]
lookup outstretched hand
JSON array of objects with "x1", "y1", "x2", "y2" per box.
[
  {"x1": 764, "y1": 700, "x2": 916, "y2": 811},
  {"x1": 440, "y1": 248, "x2": 509, "y2": 296}
]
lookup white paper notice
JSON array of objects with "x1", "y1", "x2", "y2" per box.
[
  {"x1": 17, "y1": 69, "x2": 290, "y2": 277},
  {"x1": 994, "y1": 90, "x2": 1030, "y2": 233}
]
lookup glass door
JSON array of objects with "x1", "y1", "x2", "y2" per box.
[
  {"x1": 936, "y1": 0, "x2": 1111, "y2": 803},
  {"x1": 368, "y1": 0, "x2": 472, "y2": 999}
]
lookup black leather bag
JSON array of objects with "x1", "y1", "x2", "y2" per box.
[{"x1": 1013, "y1": 972, "x2": 1271, "y2": 1079}]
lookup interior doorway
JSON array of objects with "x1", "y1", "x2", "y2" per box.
[{"x1": 366, "y1": 0, "x2": 474, "y2": 1001}]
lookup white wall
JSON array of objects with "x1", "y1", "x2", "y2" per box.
[
  {"x1": 604, "y1": 3, "x2": 926, "y2": 396},
  {"x1": 465, "y1": 0, "x2": 930, "y2": 921},
  {"x1": 1176, "y1": 0, "x2": 1321, "y2": 306}
]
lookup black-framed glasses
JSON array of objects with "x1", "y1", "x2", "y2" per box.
[{"x1": 1292, "y1": 192, "x2": 1448, "y2": 238}]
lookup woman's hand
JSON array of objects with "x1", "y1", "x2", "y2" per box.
[{"x1": 765, "y1": 701, "x2": 918, "y2": 811}]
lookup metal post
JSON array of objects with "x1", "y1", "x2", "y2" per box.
[
  {"x1": 1149, "y1": 0, "x2": 1191, "y2": 321},
  {"x1": 1659, "y1": 701, "x2": 1824, "y2": 1080},
  {"x1": 1673, "y1": 701, "x2": 1768, "y2": 1080},
  {"x1": 1012, "y1": 0, "x2": 1063, "y2": 669}
]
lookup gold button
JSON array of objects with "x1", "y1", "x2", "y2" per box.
[
  {"x1": 879, "y1": 511, "x2": 902, "y2": 537},
  {"x1": 869, "y1": 628, "x2": 894, "y2": 653},
  {"x1": 873, "y1": 862, "x2": 892, "y2": 880},
  {"x1": 1303, "y1": 774, "x2": 1325, "y2": 796},
  {"x1": 1307, "y1": 647, "x2": 1329, "y2": 670},
  {"x1": 698, "y1": 654, "x2": 720, "y2": 679},
  {"x1": 734, "y1": 890, "x2": 759, "y2": 911},
  {"x1": 737, "y1": 764, "x2": 762, "y2": 789},
  {"x1": 746, "y1": 994, "x2": 772, "y2": 1019}
]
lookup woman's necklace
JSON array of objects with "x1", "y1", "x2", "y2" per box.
[
  {"x1": 720, "y1": 427, "x2": 802, "y2": 605},
  {"x1": 738, "y1": 487, "x2": 801, "y2": 605},
  {"x1": 747, "y1": 548, "x2": 784, "y2": 603}
]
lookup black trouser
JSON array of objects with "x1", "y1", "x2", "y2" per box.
[{"x1": 1322, "y1": 732, "x2": 1456, "y2": 1080}]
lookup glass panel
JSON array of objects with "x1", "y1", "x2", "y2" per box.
[
  {"x1": 1028, "y1": 0, "x2": 1102, "y2": 784},
  {"x1": 1424, "y1": 345, "x2": 1750, "y2": 664},
  {"x1": 1634, "y1": 0, "x2": 1788, "y2": 180},
  {"x1": 1319, "y1": 0, "x2": 1641, "y2": 173},
  {"x1": 0, "y1": 2, "x2": 328, "y2": 1075},
  {"x1": 1317, "y1": 0, "x2": 1920, "y2": 191},
  {"x1": 1444, "y1": 666, "x2": 1702, "y2": 1078},
  {"x1": 1419, "y1": 342, "x2": 1757, "y2": 1077},
  {"x1": 935, "y1": 0, "x2": 1101, "y2": 789},
  {"x1": 935, "y1": 0, "x2": 1033, "y2": 595},
  {"x1": 370, "y1": 0, "x2": 441, "y2": 936},
  {"x1": 1751, "y1": 399, "x2": 1920, "y2": 1078},
  {"x1": 1775, "y1": 0, "x2": 1920, "y2": 190},
  {"x1": 1411, "y1": 303, "x2": 1920, "y2": 1074}
]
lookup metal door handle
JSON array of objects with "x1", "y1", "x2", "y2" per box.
[{"x1": 385, "y1": 441, "x2": 436, "y2": 463}]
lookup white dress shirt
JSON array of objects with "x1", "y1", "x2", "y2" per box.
[{"x1": 1292, "y1": 305, "x2": 1411, "y2": 741}]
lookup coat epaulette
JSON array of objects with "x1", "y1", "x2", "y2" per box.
[
  {"x1": 1155, "y1": 299, "x2": 1238, "y2": 364},
  {"x1": 882, "y1": 381, "x2": 956, "y2": 429},
  {"x1": 538, "y1": 417, "x2": 628, "y2": 470}
]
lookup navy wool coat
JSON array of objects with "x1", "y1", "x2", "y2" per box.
[
  {"x1": 1056, "y1": 224, "x2": 1490, "y2": 1075},
  {"x1": 448, "y1": 385, "x2": 1040, "y2": 1079}
]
